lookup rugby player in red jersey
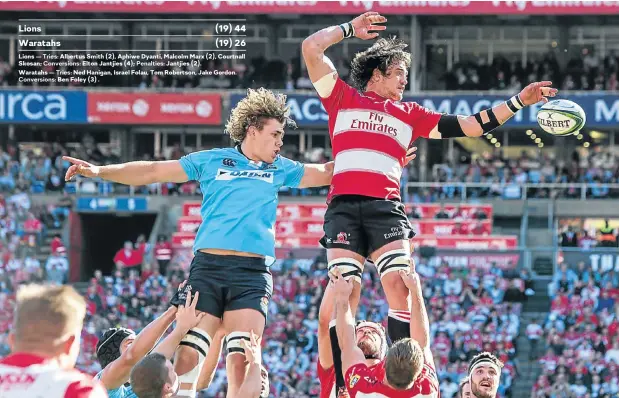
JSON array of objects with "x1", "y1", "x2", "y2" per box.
[
  {"x1": 317, "y1": 279, "x2": 387, "y2": 398},
  {"x1": 330, "y1": 267, "x2": 438, "y2": 398},
  {"x1": 0, "y1": 284, "x2": 107, "y2": 398},
  {"x1": 302, "y1": 11, "x2": 558, "y2": 392}
]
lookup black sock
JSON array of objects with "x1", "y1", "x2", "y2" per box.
[
  {"x1": 329, "y1": 323, "x2": 345, "y2": 392},
  {"x1": 387, "y1": 309, "x2": 411, "y2": 344}
]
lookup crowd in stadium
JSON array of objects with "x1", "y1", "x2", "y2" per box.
[
  {"x1": 2, "y1": 48, "x2": 619, "y2": 92},
  {"x1": 0, "y1": 213, "x2": 529, "y2": 397},
  {"x1": 5, "y1": 133, "x2": 619, "y2": 203},
  {"x1": 444, "y1": 49, "x2": 619, "y2": 91},
  {"x1": 425, "y1": 146, "x2": 619, "y2": 201},
  {"x1": 530, "y1": 262, "x2": 619, "y2": 397}
]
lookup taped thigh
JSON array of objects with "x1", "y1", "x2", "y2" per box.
[
  {"x1": 374, "y1": 249, "x2": 411, "y2": 278},
  {"x1": 328, "y1": 258, "x2": 364, "y2": 283},
  {"x1": 225, "y1": 331, "x2": 252, "y2": 357}
]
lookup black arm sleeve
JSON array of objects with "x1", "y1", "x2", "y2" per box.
[{"x1": 437, "y1": 115, "x2": 466, "y2": 138}]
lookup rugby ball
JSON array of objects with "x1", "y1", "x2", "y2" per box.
[{"x1": 536, "y1": 99, "x2": 586, "y2": 136}]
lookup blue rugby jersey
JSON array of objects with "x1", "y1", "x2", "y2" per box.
[{"x1": 179, "y1": 147, "x2": 305, "y2": 259}]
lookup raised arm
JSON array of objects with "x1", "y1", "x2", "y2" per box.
[
  {"x1": 330, "y1": 269, "x2": 366, "y2": 374},
  {"x1": 317, "y1": 281, "x2": 337, "y2": 369},
  {"x1": 99, "y1": 306, "x2": 177, "y2": 389},
  {"x1": 427, "y1": 82, "x2": 558, "y2": 139},
  {"x1": 302, "y1": 12, "x2": 386, "y2": 95},
  {"x1": 398, "y1": 268, "x2": 435, "y2": 368},
  {"x1": 153, "y1": 291, "x2": 205, "y2": 360},
  {"x1": 64, "y1": 157, "x2": 189, "y2": 185},
  {"x1": 233, "y1": 331, "x2": 264, "y2": 398}
]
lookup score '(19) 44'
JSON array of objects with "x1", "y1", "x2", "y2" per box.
[{"x1": 214, "y1": 23, "x2": 246, "y2": 34}]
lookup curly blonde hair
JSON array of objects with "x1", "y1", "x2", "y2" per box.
[{"x1": 225, "y1": 88, "x2": 297, "y2": 143}]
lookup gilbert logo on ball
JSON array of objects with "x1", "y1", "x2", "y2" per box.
[{"x1": 536, "y1": 99, "x2": 586, "y2": 136}]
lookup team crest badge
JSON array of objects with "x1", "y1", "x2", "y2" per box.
[
  {"x1": 349, "y1": 374, "x2": 360, "y2": 389},
  {"x1": 336, "y1": 232, "x2": 350, "y2": 245}
]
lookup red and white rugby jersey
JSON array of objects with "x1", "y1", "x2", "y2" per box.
[
  {"x1": 344, "y1": 359, "x2": 440, "y2": 398},
  {"x1": 0, "y1": 353, "x2": 107, "y2": 398},
  {"x1": 319, "y1": 358, "x2": 384, "y2": 398},
  {"x1": 320, "y1": 77, "x2": 441, "y2": 202},
  {"x1": 318, "y1": 359, "x2": 337, "y2": 398}
]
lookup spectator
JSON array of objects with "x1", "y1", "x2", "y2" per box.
[
  {"x1": 154, "y1": 235, "x2": 173, "y2": 275},
  {"x1": 114, "y1": 240, "x2": 143, "y2": 277},
  {"x1": 444, "y1": 273, "x2": 463, "y2": 296},
  {"x1": 560, "y1": 226, "x2": 579, "y2": 247},
  {"x1": 605, "y1": 341, "x2": 619, "y2": 364},
  {"x1": 435, "y1": 204, "x2": 450, "y2": 219},
  {"x1": 45, "y1": 247, "x2": 69, "y2": 284}
]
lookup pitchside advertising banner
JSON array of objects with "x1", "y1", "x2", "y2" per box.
[
  {"x1": 230, "y1": 93, "x2": 619, "y2": 128},
  {"x1": 76, "y1": 197, "x2": 148, "y2": 212},
  {"x1": 0, "y1": 1, "x2": 618, "y2": 15},
  {"x1": 0, "y1": 90, "x2": 87, "y2": 123},
  {"x1": 560, "y1": 250, "x2": 619, "y2": 274},
  {"x1": 87, "y1": 92, "x2": 222, "y2": 125},
  {"x1": 0, "y1": 90, "x2": 221, "y2": 125}
]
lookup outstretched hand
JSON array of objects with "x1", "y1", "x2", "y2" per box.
[
  {"x1": 63, "y1": 156, "x2": 100, "y2": 181},
  {"x1": 351, "y1": 12, "x2": 387, "y2": 40},
  {"x1": 175, "y1": 290, "x2": 205, "y2": 332},
  {"x1": 398, "y1": 268, "x2": 421, "y2": 291},
  {"x1": 328, "y1": 267, "x2": 354, "y2": 301},
  {"x1": 405, "y1": 146, "x2": 417, "y2": 166},
  {"x1": 518, "y1": 81, "x2": 558, "y2": 106},
  {"x1": 241, "y1": 330, "x2": 262, "y2": 366}
]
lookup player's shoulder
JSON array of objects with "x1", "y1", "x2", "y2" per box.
[
  {"x1": 273, "y1": 154, "x2": 302, "y2": 168},
  {"x1": 64, "y1": 375, "x2": 108, "y2": 398},
  {"x1": 184, "y1": 147, "x2": 240, "y2": 167},
  {"x1": 191, "y1": 147, "x2": 238, "y2": 159}
]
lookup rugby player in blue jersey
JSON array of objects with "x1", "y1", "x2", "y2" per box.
[
  {"x1": 64, "y1": 88, "x2": 334, "y2": 397},
  {"x1": 94, "y1": 306, "x2": 178, "y2": 398}
]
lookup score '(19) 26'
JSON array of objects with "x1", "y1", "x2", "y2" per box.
[{"x1": 215, "y1": 38, "x2": 246, "y2": 49}]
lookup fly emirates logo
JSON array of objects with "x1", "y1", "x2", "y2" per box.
[
  {"x1": 350, "y1": 112, "x2": 398, "y2": 136},
  {"x1": 334, "y1": 110, "x2": 412, "y2": 148}
]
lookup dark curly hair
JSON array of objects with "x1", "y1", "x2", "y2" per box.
[
  {"x1": 467, "y1": 351, "x2": 505, "y2": 375},
  {"x1": 96, "y1": 327, "x2": 135, "y2": 370},
  {"x1": 349, "y1": 37, "x2": 411, "y2": 92}
]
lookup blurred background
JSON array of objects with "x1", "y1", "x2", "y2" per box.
[{"x1": 0, "y1": 1, "x2": 618, "y2": 397}]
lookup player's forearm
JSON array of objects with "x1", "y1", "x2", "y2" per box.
[
  {"x1": 98, "y1": 161, "x2": 159, "y2": 185},
  {"x1": 233, "y1": 362, "x2": 262, "y2": 398},
  {"x1": 124, "y1": 307, "x2": 176, "y2": 364},
  {"x1": 302, "y1": 26, "x2": 344, "y2": 58},
  {"x1": 153, "y1": 327, "x2": 188, "y2": 360},
  {"x1": 460, "y1": 101, "x2": 518, "y2": 138},
  {"x1": 298, "y1": 162, "x2": 334, "y2": 188},
  {"x1": 335, "y1": 298, "x2": 356, "y2": 352},
  {"x1": 408, "y1": 277, "x2": 430, "y2": 349}
]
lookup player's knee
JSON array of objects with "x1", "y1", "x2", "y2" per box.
[
  {"x1": 328, "y1": 257, "x2": 364, "y2": 284},
  {"x1": 174, "y1": 344, "x2": 198, "y2": 375},
  {"x1": 374, "y1": 249, "x2": 411, "y2": 280},
  {"x1": 177, "y1": 328, "x2": 212, "y2": 395}
]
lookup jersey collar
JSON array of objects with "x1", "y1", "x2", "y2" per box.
[
  {"x1": 236, "y1": 145, "x2": 275, "y2": 168},
  {"x1": 363, "y1": 90, "x2": 387, "y2": 101},
  {"x1": 0, "y1": 353, "x2": 50, "y2": 367}
]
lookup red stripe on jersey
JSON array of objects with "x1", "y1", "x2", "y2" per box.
[
  {"x1": 332, "y1": 130, "x2": 407, "y2": 161},
  {"x1": 330, "y1": 171, "x2": 401, "y2": 200}
]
